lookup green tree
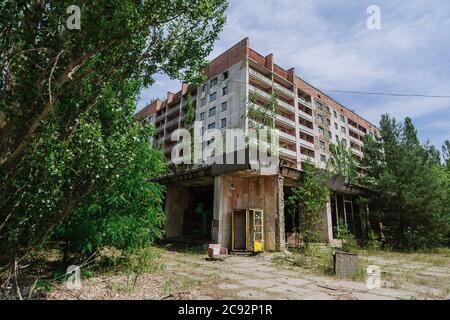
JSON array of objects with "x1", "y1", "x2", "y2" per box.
[
  {"x1": 329, "y1": 142, "x2": 358, "y2": 185},
  {"x1": 0, "y1": 1, "x2": 227, "y2": 259},
  {"x1": 443, "y1": 140, "x2": 450, "y2": 171},
  {"x1": 0, "y1": 80, "x2": 166, "y2": 257},
  {"x1": 361, "y1": 115, "x2": 450, "y2": 249},
  {"x1": 54, "y1": 125, "x2": 167, "y2": 256},
  {"x1": 285, "y1": 162, "x2": 330, "y2": 249},
  {"x1": 1, "y1": 0, "x2": 227, "y2": 171}
]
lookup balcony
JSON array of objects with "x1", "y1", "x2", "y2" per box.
[
  {"x1": 249, "y1": 68, "x2": 272, "y2": 86},
  {"x1": 278, "y1": 130, "x2": 296, "y2": 143},
  {"x1": 280, "y1": 147, "x2": 297, "y2": 159},
  {"x1": 300, "y1": 153, "x2": 315, "y2": 163},
  {"x1": 298, "y1": 109, "x2": 313, "y2": 121},
  {"x1": 298, "y1": 96, "x2": 312, "y2": 108},
  {"x1": 249, "y1": 84, "x2": 271, "y2": 100},
  {"x1": 277, "y1": 99, "x2": 295, "y2": 114},
  {"x1": 298, "y1": 123, "x2": 314, "y2": 136},
  {"x1": 165, "y1": 117, "x2": 179, "y2": 129},
  {"x1": 274, "y1": 82, "x2": 294, "y2": 98},
  {"x1": 276, "y1": 113, "x2": 296, "y2": 128},
  {"x1": 300, "y1": 139, "x2": 315, "y2": 150},
  {"x1": 166, "y1": 106, "x2": 180, "y2": 117},
  {"x1": 155, "y1": 112, "x2": 166, "y2": 122},
  {"x1": 351, "y1": 141, "x2": 364, "y2": 156}
]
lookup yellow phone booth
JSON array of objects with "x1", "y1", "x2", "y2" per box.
[{"x1": 231, "y1": 209, "x2": 264, "y2": 253}]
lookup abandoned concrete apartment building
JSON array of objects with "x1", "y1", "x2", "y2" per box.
[{"x1": 136, "y1": 38, "x2": 379, "y2": 252}]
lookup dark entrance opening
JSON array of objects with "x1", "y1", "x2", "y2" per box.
[
  {"x1": 331, "y1": 193, "x2": 364, "y2": 240},
  {"x1": 183, "y1": 185, "x2": 214, "y2": 241},
  {"x1": 232, "y1": 210, "x2": 247, "y2": 251}
]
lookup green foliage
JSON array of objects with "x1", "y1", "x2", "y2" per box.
[
  {"x1": 334, "y1": 218, "x2": 358, "y2": 252},
  {"x1": 361, "y1": 115, "x2": 450, "y2": 249},
  {"x1": 365, "y1": 230, "x2": 382, "y2": 252},
  {"x1": 329, "y1": 142, "x2": 358, "y2": 184},
  {"x1": 273, "y1": 245, "x2": 335, "y2": 277},
  {"x1": 285, "y1": 161, "x2": 330, "y2": 249},
  {"x1": 247, "y1": 92, "x2": 278, "y2": 130},
  {"x1": 443, "y1": 140, "x2": 450, "y2": 172},
  {"x1": 0, "y1": 1, "x2": 228, "y2": 259},
  {"x1": 183, "y1": 94, "x2": 196, "y2": 129},
  {"x1": 55, "y1": 126, "x2": 167, "y2": 254},
  {"x1": 1, "y1": 81, "x2": 168, "y2": 257},
  {"x1": 98, "y1": 246, "x2": 163, "y2": 293}
]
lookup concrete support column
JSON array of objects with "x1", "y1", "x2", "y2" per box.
[
  {"x1": 320, "y1": 198, "x2": 333, "y2": 242},
  {"x1": 213, "y1": 175, "x2": 232, "y2": 248},
  {"x1": 275, "y1": 175, "x2": 286, "y2": 251},
  {"x1": 165, "y1": 185, "x2": 191, "y2": 239}
]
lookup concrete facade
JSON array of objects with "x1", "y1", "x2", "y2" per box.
[
  {"x1": 136, "y1": 38, "x2": 379, "y2": 251},
  {"x1": 164, "y1": 185, "x2": 193, "y2": 239},
  {"x1": 213, "y1": 174, "x2": 285, "y2": 251}
]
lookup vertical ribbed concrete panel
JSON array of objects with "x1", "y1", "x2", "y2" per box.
[
  {"x1": 213, "y1": 174, "x2": 282, "y2": 251},
  {"x1": 165, "y1": 185, "x2": 192, "y2": 239}
]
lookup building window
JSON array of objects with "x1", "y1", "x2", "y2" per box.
[
  {"x1": 340, "y1": 114, "x2": 345, "y2": 123},
  {"x1": 315, "y1": 100, "x2": 324, "y2": 110},
  {"x1": 328, "y1": 131, "x2": 332, "y2": 139},
  {"x1": 209, "y1": 106, "x2": 216, "y2": 117},
  {"x1": 333, "y1": 110, "x2": 337, "y2": 118},
  {"x1": 201, "y1": 98, "x2": 206, "y2": 106},
  {"x1": 327, "y1": 118, "x2": 331, "y2": 126},
  {"x1": 341, "y1": 126, "x2": 346, "y2": 134},
  {"x1": 335, "y1": 135, "x2": 339, "y2": 142},
  {"x1": 210, "y1": 92, "x2": 217, "y2": 102},
  {"x1": 320, "y1": 140, "x2": 325, "y2": 150},
  {"x1": 319, "y1": 127, "x2": 325, "y2": 135},
  {"x1": 202, "y1": 84, "x2": 207, "y2": 92},
  {"x1": 334, "y1": 122, "x2": 338, "y2": 130},
  {"x1": 221, "y1": 101, "x2": 227, "y2": 112},
  {"x1": 200, "y1": 112, "x2": 205, "y2": 121},
  {"x1": 222, "y1": 86, "x2": 228, "y2": 96},
  {"x1": 221, "y1": 118, "x2": 227, "y2": 128},
  {"x1": 222, "y1": 71, "x2": 228, "y2": 80},
  {"x1": 210, "y1": 77, "x2": 218, "y2": 87},
  {"x1": 208, "y1": 122, "x2": 216, "y2": 130},
  {"x1": 317, "y1": 114, "x2": 324, "y2": 123},
  {"x1": 341, "y1": 138, "x2": 347, "y2": 146},
  {"x1": 320, "y1": 154, "x2": 326, "y2": 162}
]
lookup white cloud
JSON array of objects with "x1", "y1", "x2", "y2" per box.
[{"x1": 137, "y1": 0, "x2": 450, "y2": 146}]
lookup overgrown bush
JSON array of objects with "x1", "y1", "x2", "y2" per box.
[
  {"x1": 285, "y1": 161, "x2": 330, "y2": 250},
  {"x1": 53, "y1": 131, "x2": 167, "y2": 256},
  {"x1": 334, "y1": 218, "x2": 358, "y2": 252},
  {"x1": 365, "y1": 230, "x2": 382, "y2": 252}
]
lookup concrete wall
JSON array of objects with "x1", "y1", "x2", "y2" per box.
[
  {"x1": 165, "y1": 185, "x2": 193, "y2": 239},
  {"x1": 213, "y1": 174, "x2": 285, "y2": 251},
  {"x1": 196, "y1": 59, "x2": 248, "y2": 134}
]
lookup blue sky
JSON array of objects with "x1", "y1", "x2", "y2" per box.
[{"x1": 137, "y1": 0, "x2": 450, "y2": 149}]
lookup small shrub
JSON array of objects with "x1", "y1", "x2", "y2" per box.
[
  {"x1": 365, "y1": 230, "x2": 382, "y2": 252},
  {"x1": 334, "y1": 218, "x2": 358, "y2": 252}
]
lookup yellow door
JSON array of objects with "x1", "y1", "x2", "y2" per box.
[{"x1": 253, "y1": 209, "x2": 264, "y2": 252}]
